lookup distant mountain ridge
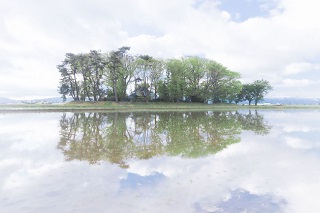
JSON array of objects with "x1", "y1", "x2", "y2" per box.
[
  {"x1": 263, "y1": 97, "x2": 320, "y2": 105},
  {"x1": 0, "y1": 97, "x2": 67, "y2": 104},
  {"x1": 0, "y1": 97, "x2": 20, "y2": 104}
]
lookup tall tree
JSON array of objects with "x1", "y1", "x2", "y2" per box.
[
  {"x1": 183, "y1": 57, "x2": 206, "y2": 102},
  {"x1": 136, "y1": 55, "x2": 153, "y2": 102},
  {"x1": 77, "y1": 53, "x2": 93, "y2": 101},
  {"x1": 117, "y1": 48, "x2": 136, "y2": 100},
  {"x1": 241, "y1": 80, "x2": 272, "y2": 105},
  {"x1": 242, "y1": 83, "x2": 255, "y2": 105},
  {"x1": 204, "y1": 60, "x2": 241, "y2": 103},
  {"x1": 252, "y1": 79, "x2": 273, "y2": 105},
  {"x1": 57, "y1": 53, "x2": 81, "y2": 101},
  {"x1": 149, "y1": 59, "x2": 164, "y2": 100},
  {"x1": 165, "y1": 59, "x2": 186, "y2": 102},
  {"x1": 89, "y1": 50, "x2": 107, "y2": 101},
  {"x1": 106, "y1": 47, "x2": 130, "y2": 102}
]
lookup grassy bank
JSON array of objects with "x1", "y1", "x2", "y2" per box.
[{"x1": 1, "y1": 101, "x2": 320, "y2": 112}]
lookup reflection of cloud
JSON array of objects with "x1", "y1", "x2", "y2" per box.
[
  {"x1": 283, "y1": 125, "x2": 311, "y2": 133},
  {"x1": 1, "y1": 111, "x2": 320, "y2": 213},
  {"x1": 285, "y1": 136, "x2": 320, "y2": 149}
]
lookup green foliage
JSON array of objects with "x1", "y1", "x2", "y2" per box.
[
  {"x1": 105, "y1": 46, "x2": 132, "y2": 102},
  {"x1": 58, "y1": 49, "x2": 272, "y2": 104},
  {"x1": 165, "y1": 59, "x2": 186, "y2": 102},
  {"x1": 57, "y1": 51, "x2": 107, "y2": 101},
  {"x1": 204, "y1": 60, "x2": 241, "y2": 103},
  {"x1": 241, "y1": 80, "x2": 273, "y2": 105},
  {"x1": 183, "y1": 57, "x2": 206, "y2": 102}
]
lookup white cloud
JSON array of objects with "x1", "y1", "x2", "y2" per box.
[
  {"x1": 284, "y1": 63, "x2": 320, "y2": 76},
  {"x1": 282, "y1": 79, "x2": 313, "y2": 87},
  {"x1": 1, "y1": 0, "x2": 320, "y2": 98}
]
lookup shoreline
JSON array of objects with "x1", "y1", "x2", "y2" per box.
[{"x1": 1, "y1": 101, "x2": 320, "y2": 112}]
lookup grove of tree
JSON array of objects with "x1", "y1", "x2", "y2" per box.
[{"x1": 58, "y1": 47, "x2": 272, "y2": 105}]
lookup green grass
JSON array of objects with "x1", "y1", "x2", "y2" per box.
[{"x1": 1, "y1": 101, "x2": 320, "y2": 112}]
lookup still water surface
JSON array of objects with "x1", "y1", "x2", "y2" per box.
[{"x1": 0, "y1": 110, "x2": 319, "y2": 213}]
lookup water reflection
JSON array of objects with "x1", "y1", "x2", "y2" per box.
[
  {"x1": 194, "y1": 189, "x2": 286, "y2": 213},
  {"x1": 2, "y1": 110, "x2": 320, "y2": 213},
  {"x1": 58, "y1": 111, "x2": 271, "y2": 167}
]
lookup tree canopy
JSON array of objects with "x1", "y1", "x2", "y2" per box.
[{"x1": 57, "y1": 47, "x2": 272, "y2": 104}]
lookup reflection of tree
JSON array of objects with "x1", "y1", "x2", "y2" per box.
[
  {"x1": 58, "y1": 113, "x2": 107, "y2": 164},
  {"x1": 156, "y1": 111, "x2": 243, "y2": 158},
  {"x1": 58, "y1": 110, "x2": 271, "y2": 167},
  {"x1": 130, "y1": 113, "x2": 164, "y2": 160},
  {"x1": 236, "y1": 110, "x2": 271, "y2": 135},
  {"x1": 101, "y1": 112, "x2": 135, "y2": 168}
]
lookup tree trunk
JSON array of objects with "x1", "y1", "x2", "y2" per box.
[
  {"x1": 113, "y1": 70, "x2": 118, "y2": 102},
  {"x1": 73, "y1": 72, "x2": 80, "y2": 101}
]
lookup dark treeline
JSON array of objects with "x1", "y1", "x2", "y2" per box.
[
  {"x1": 58, "y1": 111, "x2": 271, "y2": 168},
  {"x1": 57, "y1": 47, "x2": 272, "y2": 105}
]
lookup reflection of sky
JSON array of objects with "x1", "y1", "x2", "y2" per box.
[
  {"x1": 120, "y1": 172, "x2": 165, "y2": 190},
  {"x1": 1, "y1": 111, "x2": 320, "y2": 212},
  {"x1": 194, "y1": 189, "x2": 286, "y2": 213}
]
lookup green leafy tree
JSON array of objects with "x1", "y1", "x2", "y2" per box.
[
  {"x1": 252, "y1": 79, "x2": 273, "y2": 105},
  {"x1": 242, "y1": 80, "x2": 272, "y2": 105},
  {"x1": 135, "y1": 55, "x2": 154, "y2": 102},
  {"x1": 57, "y1": 51, "x2": 107, "y2": 101},
  {"x1": 87, "y1": 50, "x2": 107, "y2": 101},
  {"x1": 77, "y1": 53, "x2": 94, "y2": 101},
  {"x1": 204, "y1": 60, "x2": 241, "y2": 103},
  {"x1": 117, "y1": 50, "x2": 136, "y2": 100},
  {"x1": 224, "y1": 80, "x2": 243, "y2": 103},
  {"x1": 57, "y1": 53, "x2": 81, "y2": 101},
  {"x1": 157, "y1": 81, "x2": 170, "y2": 101},
  {"x1": 183, "y1": 57, "x2": 206, "y2": 102},
  {"x1": 57, "y1": 50, "x2": 270, "y2": 104},
  {"x1": 105, "y1": 47, "x2": 131, "y2": 102},
  {"x1": 149, "y1": 59, "x2": 165, "y2": 100},
  {"x1": 165, "y1": 59, "x2": 186, "y2": 102},
  {"x1": 242, "y1": 83, "x2": 255, "y2": 105}
]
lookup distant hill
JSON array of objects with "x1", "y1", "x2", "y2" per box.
[
  {"x1": 0, "y1": 97, "x2": 20, "y2": 104},
  {"x1": 232, "y1": 97, "x2": 320, "y2": 105},
  {"x1": 0, "y1": 97, "x2": 69, "y2": 104},
  {"x1": 263, "y1": 97, "x2": 320, "y2": 105}
]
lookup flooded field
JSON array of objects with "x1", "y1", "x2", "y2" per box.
[{"x1": 1, "y1": 110, "x2": 320, "y2": 213}]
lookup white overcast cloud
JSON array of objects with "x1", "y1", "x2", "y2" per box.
[{"x1": 0, "y1": 0, "x2": 320, "y2": 99}]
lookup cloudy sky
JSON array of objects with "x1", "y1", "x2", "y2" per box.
[{"x1": 1, "y1": 0, "x2": 320, "y2": 99}]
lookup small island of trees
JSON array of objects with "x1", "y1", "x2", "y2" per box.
[{"x1": 57, "y1": 47, "x2": 272, "y2": 105}]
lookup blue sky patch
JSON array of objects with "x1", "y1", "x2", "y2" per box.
[{"x1": 218, "y1": 0, "x2": 277, "y2": 22}]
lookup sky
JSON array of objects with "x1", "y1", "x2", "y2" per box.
[{"x1": 1, "y1": 0, "x2": 320, "y2": 100}]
